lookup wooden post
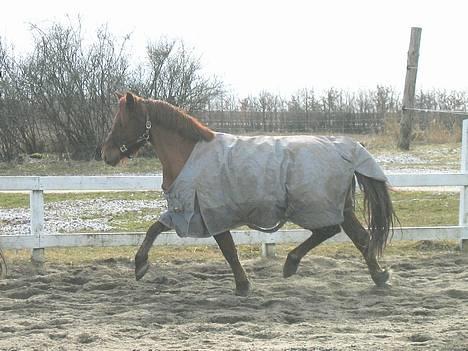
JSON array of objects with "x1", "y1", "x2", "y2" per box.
[
  {"x1": 459, "y1": 120, "x2": 468, "y2": 252},
  {"x1": 30, "y1": 190, "x2": 45, "y2": 263},
  {"x1": 398, "y1": 27, "x2": 422, "y2": 150}
]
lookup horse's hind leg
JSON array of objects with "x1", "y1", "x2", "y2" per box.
[
  {"x1": 135, "y1": 221, "x2": 169, "y2": 280},
  {"x1": 283, "y1": 224, "x2": 341, "y2": 278},
  {"x1": 214, "y1": 231, "x2": 250, "y2": 296},
  {"x1": 341, "y1": 210, "x2": 391, "y2": 286}
]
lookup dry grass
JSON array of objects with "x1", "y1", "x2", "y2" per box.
[
  {"x1": 373, "y1": 117, "x2": 462, "y2": 147},
  {"x1": 2, "y1": 240, "x2": 460, "y2": 266}
]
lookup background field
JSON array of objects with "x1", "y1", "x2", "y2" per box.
[{"x1": 1, "y1": 139, "x2": 467, "y2": 351}]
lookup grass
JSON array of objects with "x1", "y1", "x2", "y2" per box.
[
  {"x1": 110, "y1": 208, "x2": 163, "y2": 232},
  {"x1": 0, "y1": 193, "x2": 30, "y2": 208},
  {"x1": 2, "y1": 240, "x2": 460, "y2": 265},
  {"x1": 376, "y1": 190, "x2": 459, "y2": 227},
  {"x1": 0, "y1": 151, "x2": 162, "y2": 176}
]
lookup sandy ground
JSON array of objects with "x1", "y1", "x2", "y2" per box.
[{"x1": 1, "y1": 249, "x2": 467, "y2": 351}]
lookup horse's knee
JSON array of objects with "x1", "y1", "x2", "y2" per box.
[{"x1": 147, "y1": 221, "x2": 167, "y2": 237}]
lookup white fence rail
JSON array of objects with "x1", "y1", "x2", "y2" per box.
[
  {"x1": 0, "y1": 173, "x2": 467, "y2": 256},
  {"x1": 2, "y1": 118, "x2": 468, "y2": 258}
]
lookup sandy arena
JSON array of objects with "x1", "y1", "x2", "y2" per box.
[{"x1": 0, "y1": 247, "x2": 467, "y2": 351}]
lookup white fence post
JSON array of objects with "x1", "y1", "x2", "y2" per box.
[
  {"x1": 30, "y1": 190, "x2": 45, "y2": 263},
  {"x1": 261, "y1": 242, "x2": 276, "y2": 258},
  {"x1": 459, "y1": 119, "x2": 468, "y2": 252}
]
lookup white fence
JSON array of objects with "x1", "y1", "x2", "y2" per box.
[
  {"x1": 2, "y1": 120, "x2": 468, "y2": 259},
  {"x1": 1, "y1": 174, "x2": 468, "y2": 258}
]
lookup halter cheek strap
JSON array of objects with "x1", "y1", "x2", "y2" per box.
[{"x1": 119, "y1": 117, "x2": 152, "y2": 158}]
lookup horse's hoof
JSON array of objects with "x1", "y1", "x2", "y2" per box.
[
  {"x1": 372, "y1": 268, "x2": 392, "y2": 287},
  {"x1": 283, "y1": 254, "x2": 300, "y2": 278},
  {"x1": 235, "y1": 281, "x2": 251, "y2": 297},
  {"x1": 135, "y1": 261, "x2": 149, "y2": 281}
]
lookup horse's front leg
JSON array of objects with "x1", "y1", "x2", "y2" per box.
[
  {"x1": 135, "y1": 221, "x2": 169, "y2": 280},
  {"x1": 214, "y1": 231, "x2": 251, "y2": 296}
]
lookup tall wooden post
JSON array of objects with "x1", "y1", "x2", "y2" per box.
[{"x1": 398, "y1": 27, "x2": 422, "y2": 150}]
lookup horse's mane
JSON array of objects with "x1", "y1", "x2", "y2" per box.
[{"x1": 145, "y1": 99, "x2": 215, "y2": 142}]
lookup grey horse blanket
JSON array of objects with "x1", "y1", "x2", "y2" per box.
[{"x1": 159, "y1": 133, "x2": 387, "y2": 238}]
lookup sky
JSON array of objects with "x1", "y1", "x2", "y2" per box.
[{"x1": 1, "y1": 0, "x2": 467, "y2": 97}]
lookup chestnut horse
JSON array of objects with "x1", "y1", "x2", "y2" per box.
[{"x1": 99, "y1": 92, "x2": 395, "y2": 296}]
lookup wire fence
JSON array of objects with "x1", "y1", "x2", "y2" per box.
[
  {"x1": 191, "y1": 109, "x2": 468, "y2": 136},
  {"x1": 194, "y1": 111, "x2": 394, "y2": 134}
]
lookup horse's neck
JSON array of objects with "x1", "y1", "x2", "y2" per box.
[{"x1": 150, "y1": 127, "x2": 197, "y2": 190}]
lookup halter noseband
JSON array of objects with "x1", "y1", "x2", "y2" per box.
[{"x1": 118, "y1": 115, "x2": 152, "y2": 158}]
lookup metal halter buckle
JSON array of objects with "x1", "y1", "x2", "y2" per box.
[{"x1": 118, "y1": 118, "x2": 151, "y2": 156}]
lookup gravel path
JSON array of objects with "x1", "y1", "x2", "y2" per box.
[{"x1": 0, "y1": 198, "x2": 166, "y2": 235}]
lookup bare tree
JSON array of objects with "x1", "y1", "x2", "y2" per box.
[
  {"x1": 0, "y1": 39, "x2": 41, "y2": 160},
  {"x1": 15, "y1": 20, "x2": 130, "y2": 159},
  {"x1": 134, "y1": 38, "x2": 224, "y2": 111}
]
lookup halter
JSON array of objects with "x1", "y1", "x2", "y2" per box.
[{"x1": 118, "y1": 114, "x2": 152, "y2": 158}]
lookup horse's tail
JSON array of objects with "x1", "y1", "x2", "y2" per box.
[{"x1": 354, "y1": 172, "x2": 396, "y2": 257}]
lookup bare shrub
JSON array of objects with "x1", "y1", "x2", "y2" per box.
[{"x1": 131, "y1": 38, "x2": 224, "y2": 112}]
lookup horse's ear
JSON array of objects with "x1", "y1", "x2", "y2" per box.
[
  {"x1": 126, "y1": 92, "x2": 135, "y2": 107},
  {"x1": 115, "y1": 92, "x2": 124, "y2": 100}
]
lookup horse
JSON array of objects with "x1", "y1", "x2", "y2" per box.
[{"x1": 99, "y1": 92, "x2": 396, "y2": 296}]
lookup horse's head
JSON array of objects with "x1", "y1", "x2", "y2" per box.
[{"x1": 100, "y1": 92, "x2": 151, "y2": 166}]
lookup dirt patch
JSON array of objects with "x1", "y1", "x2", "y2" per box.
[{"x1": 0, "y1": 252, "x2": 467, "y2": 350}]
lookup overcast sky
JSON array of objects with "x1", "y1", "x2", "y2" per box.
[{"x1": 1, "y1": 0, "x2": 467, "y2": 97}]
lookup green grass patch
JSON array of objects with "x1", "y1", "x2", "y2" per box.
[
  {"x1": 44, "y1": 191, "x2": 164, "y2": 203},
  {"x1": 110, "y1": 208, "x2": 161, "y2": 232},
  {"x1": 0, "y1": 193, "x2": 30, "y2": 208},
  {"x1": 357, "y1": 190, "x2": 459, "y2": 227}
]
